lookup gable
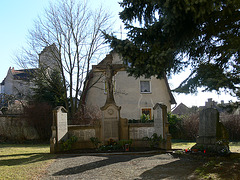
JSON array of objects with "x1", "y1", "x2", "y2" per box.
[
  {"x1": 172, "y1": 103, "x2": 190, "y2": 115},
  {"x1": 84, "y1": 52, "x2": 176, "y2": 119}
]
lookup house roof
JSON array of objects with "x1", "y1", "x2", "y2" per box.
[
  {"x1": 172, "y1": 103, "x2": 190, "y2": 115},
  {"x1": 0, "y1": 78, "x2": 5, "y2": 85},
  {"x1": 164, "y1": 76, "x2": 176, "y2": 104},
  {"x1": 11, "y1": 68, "x2": 37, "y2": 81}
]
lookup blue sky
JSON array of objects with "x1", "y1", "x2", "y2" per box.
[
  {"x1": 0, "y1": 0, "x2": 50, "y2": 79},
  {"x1": 0, "y1": 0, "x2": 238, "y2": 107}
]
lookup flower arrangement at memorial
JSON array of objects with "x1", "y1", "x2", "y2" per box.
[{"x1": 90, "y1": 137, "x2": 133, "y2": 152}]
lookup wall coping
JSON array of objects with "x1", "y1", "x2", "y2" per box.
[
  {"x1": 68, "y1": 125, "x2": 96, "y2": 130},
  {"x1": 128, "y1": 123, "x2": 154, "y2": 127}
]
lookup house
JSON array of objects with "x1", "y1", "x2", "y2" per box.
[
  {"x1": 202, "y1": 98, "x2": 240, "y2": 115},
  {"x1": 172, "y1": 103, "x2": 190, "y2": 116},
  {"x1": 84, "y1": 52, "x2": 176, "y2": 120},
  {"x1": 0, "y1": 45, "x2": 56, "y2": 110},
  {"x1": 0, "y1": 67, "x2": 36, "y2": 99}
]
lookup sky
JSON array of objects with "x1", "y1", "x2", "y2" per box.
[{"x1": 0, "y1": 0, "x2": 238, "y2": 108}]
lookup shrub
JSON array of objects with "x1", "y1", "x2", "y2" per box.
[
  {"x1": 181, "y1": 113, "x2": 199, "y2": 140},
  {"x1": 167, "y1": 113, "x2": 183, "y2": 139},
  {"x1": 140, "y1": 114, "x2": 150, "y2": 123},
  {"x1": 220, "y1": 113, "x2": 240, "y2": 141},
  {"x1": 142, "y1": 133, "x2": 163, "y2": 148},
  {"x1": 90, "y1": 137, "x2": 101, "y2": 149},
  {"x1": 24, "y1": 102, "x2": 52, "y2": 140},
  {"x1": 168, "y1": 112, "x2": 199, "y2": 140},
  {"x1": 98, "y1": 138, "x2": 122, "y2": 151},
  {"x1": 61, "y1": 136, "x2": 78, "y2": 151}
]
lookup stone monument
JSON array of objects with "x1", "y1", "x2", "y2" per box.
[
  {"x1": 93, "y1": 54, "x2": 125, "y2": 143},
  {"x1": 153, "y1": 102, "x2": 171, "y2": 149},
  {"x1": 50, "y1": 106, "x2": 68, "y2": 153},
  {"x1": 193, "y1": 108, "x2": 229, "y2": 153}
]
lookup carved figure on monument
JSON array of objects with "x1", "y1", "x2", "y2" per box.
[
  {"x1": 93, "y1": 54, "x2": 125, "y2": 106},
  {"x1": 105, "y1": 63, "x2": 116, "y2": 104}
]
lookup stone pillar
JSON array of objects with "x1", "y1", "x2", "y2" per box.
[
  {"x1": 50, "y1": 106, "x2": 68, "y2": 153},
  {"x1": 100, "y1": 103, "x2": 121, "y2": 143},
  {"x1": 93, "y1": 120, "x2": 102, "y2": 141},
  {"x1": 153, "y1": 103, "x2": 171, "y2": 150},
  {"x1": 119, "y1": 118, "x2": 129, "y2": 140}
]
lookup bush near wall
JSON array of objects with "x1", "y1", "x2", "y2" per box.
[
  {"x1": 181, "y1": 114, "x2": 199, "y2": 140},
  {"x1": 168, "y1": 113, "x2": 199, "y2": 140},
  {"x1": 221, "y1": 113, "x2": 240, "y2": 141},
  {"x1": 168, "y1": 113, "x2": 183, "y2": 139},
  {"x1": 24, "y1": 102, "x2": 52, "y2": 140}
]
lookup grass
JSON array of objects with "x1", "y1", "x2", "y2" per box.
[
  {"x1": 229, "y1": 142, "x2": 240, "y2": 153},
  {"x1": 172, "y1": 140, "x2": 195, "y2": 150},
  {"x1": 0, "y1": 143, "x2": 56, "y2": 180}
]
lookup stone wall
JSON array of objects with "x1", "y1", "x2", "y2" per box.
[
  {"x1": 129, "y1": 124, "x2": 154, "y2": 139},
  {"x1": 68, "y1": 125, "x2": 98, "y2": 149},
  {"x1": 129, "y1": 123, "x2": 155, "y2": 147},
  {"x1": 59, "y1": 123, "x2": 156, "y2": 150},
  {"x1": 0, "y1": 115, "x2": 39, "y2": 140}
]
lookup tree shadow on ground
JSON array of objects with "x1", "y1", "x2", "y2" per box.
[
  {"x1": 53, "y1": 154, "x2": 153, "y2": 176},
  {"x1": 139, "y1": 153, "x2": 240, "y2": 179},
  {"x1": 138, "y1": 157, "x2": 203, "y2": 179},
  {"x1": 0, "y1": 153, "x2": 56, "y2": 166}
]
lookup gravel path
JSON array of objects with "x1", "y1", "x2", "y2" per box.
[{"x1": 43, "y1": 153, "x2": 203, "y2": 180}]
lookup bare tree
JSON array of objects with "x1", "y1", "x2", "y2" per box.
[{"x1": 16, "y1": 0, "x2": 112, "y2": 117}]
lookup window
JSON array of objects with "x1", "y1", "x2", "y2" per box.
[
  {"x1": 141, "y1": 108, "x2": 152, "y2": 120},
  {"x1": 140, "y1": 81, "x2": 151, "y2": 93}
]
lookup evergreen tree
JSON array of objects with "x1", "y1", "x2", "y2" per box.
[
  {"x1": 32, "y1": 68, "x2": 65, "y2": 108},
  {"x1": 105, "y1": 0, "x2": 240, "y2": 96}
]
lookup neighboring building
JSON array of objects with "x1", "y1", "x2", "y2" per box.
[
  {"x1": 0, "y1": 67, "x2": 36, "y2": 99},
  {"x1": 39, "y1": 43, "x2": 60, "y2": 71},
  {"x1": 199, "y1": 98, "x2": 228, "y2": 113},
  {"x1": 0, "y1": 44, "x2": 56, "y2": 106},
  {"x1": 172, "y1": 103, "x2": 190, "y2": 116},
  {"x1": 172, "y1": 98, "x2": 240, "y2": 117},
  {"x1": 84, "y1": 52, "x2": 176, "y2": 120}
]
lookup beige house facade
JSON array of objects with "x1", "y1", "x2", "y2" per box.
[{"x1": 84, "y1": 52, "x2": 176, "y2": 120}]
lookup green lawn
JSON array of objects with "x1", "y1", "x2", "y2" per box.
[
  {"x1": 0, "y1": 143, "x2": 56, "y2": 180},
  {"x1": 172, "y1": 141, "x2": 195, "y2": 150}
]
